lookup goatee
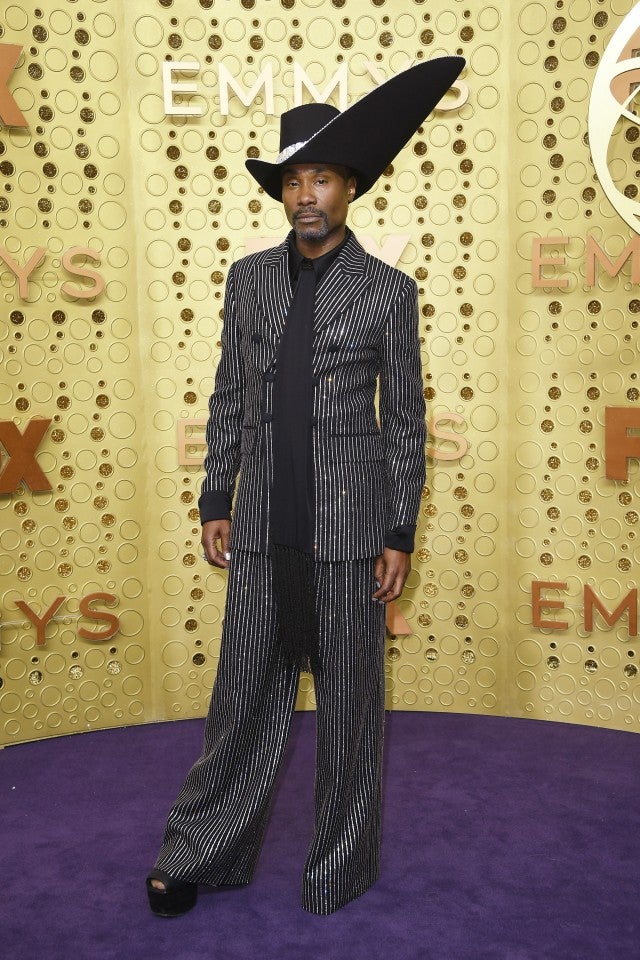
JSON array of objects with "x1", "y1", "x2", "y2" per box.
[{"x1": 292, "y1": 209, "x2": 329, "y2": 241}]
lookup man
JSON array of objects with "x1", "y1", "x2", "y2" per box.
[{"x1": 147, "y1": 57, "x2": 464, "y2": 917}]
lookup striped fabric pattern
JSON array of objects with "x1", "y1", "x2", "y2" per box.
[
  {"x1": 155, "y1": 550, "x2": 386, "y2": 915},
  {"x1": 156, "y1": 230, "x2": 426, "y2": 914},
  {"x1": 200, "y1": 232, "x2": 426, "y2": 560}
]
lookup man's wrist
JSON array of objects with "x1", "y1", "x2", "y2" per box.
[{"x1": 384, "y1": 524, "x2": 416, "y2": 553}]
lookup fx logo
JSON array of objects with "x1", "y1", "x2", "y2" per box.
[
  {"x1": 0, "y1": 44, "x2": 28, "y2": 128},
  {"x1": 0, "y1": 418, "x2": 52, "y2": 494}
]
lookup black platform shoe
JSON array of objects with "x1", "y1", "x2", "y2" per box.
[{"x1": 146, "y1": 869, "x2": 198, "y2": 917}]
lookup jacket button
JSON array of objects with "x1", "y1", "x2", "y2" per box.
[
  {"x1": 311, "y1": 416, "x2": 318, "y2": 427},
  {"x1": 264, "y1": 371, "x2": 275, "y2": 382},
  {"x1": 328, "y1": 341, "x2": 340, "y2": 352},
  {"x1": 262, "y1": 413, "x2": 273, "y2": 423},
  {"x1": 251, "y1": 332, "x2": 262, "y2": 343},
  {"x1": 311, "y1": 376, "x2": 319, "y2": 386}
]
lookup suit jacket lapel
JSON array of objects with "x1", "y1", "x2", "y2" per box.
[
  {"x1": 253, "y1": 232, "x2": 372, "y2": 367},
  {"x1": 254, "y1": 240, "x2": 292, "y2": 368},
  {"x1": 313, "y1": 233, "x2": 372, "y2": 334}
]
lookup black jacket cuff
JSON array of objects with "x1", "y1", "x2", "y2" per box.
[
  {"x1": 384, "y1": 524, "x2": 415, "y2": 554},
  {"x1": 198, "y1": 490, "x2": 232, "y2": 524}
]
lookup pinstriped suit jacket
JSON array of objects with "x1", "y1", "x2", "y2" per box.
[{"x1": 200, "y1": 231, "x2": 426, "y2": 561}]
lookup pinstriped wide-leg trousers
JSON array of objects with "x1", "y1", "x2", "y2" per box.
[{"x1": 154, "y1": 548, "x2": 386, "y2": 915}]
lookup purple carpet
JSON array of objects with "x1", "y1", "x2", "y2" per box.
[{"x1": 2, "y1": 711, "x2": 639, "y2": 960}]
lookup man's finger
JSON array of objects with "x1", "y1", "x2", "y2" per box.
[
  {"x1": 374, "y1": 578, "x2": 400, "y2": 602},
  {"x1": 201, "y1": 523, "x2": 230, "y2": 569},
  {"x1": 372, "y1": 569, "x2": 396, "y2": 601},
  {"x1": 372, "y1": 555, "x2": 387, "y2": 600},
  {"x1": 203, "y1": 546, "x2": 228, "y2": 569},
  {"x1": 373, "y1": 549, "x2": 411, "y2": 601}
]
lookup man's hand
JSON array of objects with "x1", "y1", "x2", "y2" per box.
[
  {"x1": 372, "y1": 548, "x2": 411, "y2": 603},
  {"x1": 201, "y1": 519, "x2": 231, "y2": 569}
]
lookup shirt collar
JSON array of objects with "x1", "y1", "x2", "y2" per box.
[{"x1": 287, "y1": 226, "x2": 352, "y2": 283}]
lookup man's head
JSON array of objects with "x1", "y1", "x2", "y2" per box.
[{"x1": 281, "y1": 163, "x2": 356, "y2": 249}]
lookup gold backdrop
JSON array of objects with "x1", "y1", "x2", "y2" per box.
[{"x1": 1, "y1": 0, "x2": 640, "y2": 745}]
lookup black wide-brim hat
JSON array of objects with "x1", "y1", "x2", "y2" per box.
[{"x1": 246, "y1": 57, "x2": 465, "y2": 201}]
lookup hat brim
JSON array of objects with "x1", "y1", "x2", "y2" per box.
[{"x1": 246, "y1": 56, "x2": 465, "y2": 202}]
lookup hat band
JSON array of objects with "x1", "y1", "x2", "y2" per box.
[{"x1": 275, "y1": 140, "x2": 308, "y2": 164}]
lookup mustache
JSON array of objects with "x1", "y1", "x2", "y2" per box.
[{"x1": 293, "y1": 208, "x2": 327, "y2": 221}]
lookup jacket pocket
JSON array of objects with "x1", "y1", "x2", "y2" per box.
[{"x1": 323, "y1": 431, "x2": 383, "y2": 462}]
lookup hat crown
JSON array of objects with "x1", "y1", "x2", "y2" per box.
[{"x1": 278, "y1": 103, "x2": 340, "y2": 154}]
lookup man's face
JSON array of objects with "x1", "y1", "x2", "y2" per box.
[{"x1": 281, "y1": 163, "x2": 356, "y2": 249}]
